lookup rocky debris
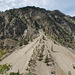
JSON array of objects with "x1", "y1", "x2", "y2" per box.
[{"x1": 25, "y1": 36, "x2": 56, "y2": 75}]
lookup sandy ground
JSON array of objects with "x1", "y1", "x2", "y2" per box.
[
  {"x1": 0, "y1": 32, "x2": 75, "y2": 75},
  {"x1": 46, "y1": 37, "x2": 75, "y2": 75},
  {"x1": 0, "y1": 34, "x2": 41, "y2": 74}
]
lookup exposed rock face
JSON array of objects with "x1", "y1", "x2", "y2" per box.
[{"x1": 0, "y1": 6, "x2": 75, "y2": 49}]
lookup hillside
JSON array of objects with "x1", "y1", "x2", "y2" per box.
[
  {"x1": 0, "y1": 6, "x2": 75, "y2": 50},
  {"x1": 0, "y1": 31, "x2": 75, "y2": 75},
  {"x1": 0, "y1": 6, "x2": 75, "y2": 75}
]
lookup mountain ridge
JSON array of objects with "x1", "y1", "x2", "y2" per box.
[{"x1": 0, "y1": 6, "x2": 75, "y2": 50}]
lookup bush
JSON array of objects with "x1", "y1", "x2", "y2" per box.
[
  {"x1": 51, "y1": 44, "x2": 53, "y2": 51},
  {"x1": 10, "y1": 70, "x2": 20, "y2": 75},
  {"x1": 19, "y1": 40, "x2": 28, "y2": 46},
  {"x1": 0, "y1": 58, "x2": 2, "y2": 61},
  {"x1": 19, "y1": 42, "x2": 23, "y2": 46},
  {"x1": 73, "y1": 66, "x2": 75, "y2": 69},
  {"x1": 23, "y1": 40, "x2": 28, "y2": 45},
  {"x1": 45, "y1": 54, "x2": 49, "y2": 66},
  {"x1": 68, "y1": 71, "x2": 71, "y2": 75},
  {"x1": 28, "y1": 62, "x2": 31, "y2": 66},
  {"x1": 0, "y1": 64, "x2": 12, "y2": 74},
  {"x1": 10, "y1": 72, "x2": 19, "y2": 75},
  {"x1": 38, "y1": 52, "x2": 43, "y2": 61},
  {"x1": 43, "y1": 36, "x2": 45, "y2": 40}
]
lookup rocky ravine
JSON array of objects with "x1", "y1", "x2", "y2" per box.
[{"x1": 0, "y1": 31, "x2": 75, "y2": 75}]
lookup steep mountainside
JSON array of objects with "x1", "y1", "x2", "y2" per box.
[{"x1": 0, "y1": 6, "x2": 75, "y2": 49}]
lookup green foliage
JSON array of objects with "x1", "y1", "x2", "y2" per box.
[
  {"x1": 0, "y1": 48, "x2": 7, "y2": 59},
  {"x1": 28, "y1": 62, "x2": 31, "y2": 66},
  {"x1": 0, "y1": 64, "x2": 12, "y2": 74},
  {"x1": 10, "y1": 72, "x2": 19, "y2": 75},
  {"x1": 51, "y1": 44, "x2": 53, "y2": 51},
  {"x1": 43, "y1": 36, "x2": 45, "y2": 40},
  {"x1": 73, "y1": 66, "x2": 75, "y2": 69},
  {"x1": 19, "y1": 42, "x2": 23, "y2": 46},
  {"x1": 68, "y1": 71, "x2": 71, "y2": 75},
  {"x1": 44, "y1": 54, "x2": 49, "y2": 66},
  {"x1": 43, "y1": 28, "x2": 45, "y2": 31},
  {"x1": 23, "y1": 40, "x2": 28, "y2": 45},
  {"x1": 29, "y1": 58, "x2": 33, "y2": 62},
  {"x1": 10, "y1": 70, "x2": 20, "y2": 75},
  {"x1": 38, "y1": 52, "x2": 43, "y2": 61},
  {"x1": 0, "y1": 58, "x2": 2, "y2": 61},
  {"x1": 19, "y1": 40, "x2": 28, "y2": 46}
]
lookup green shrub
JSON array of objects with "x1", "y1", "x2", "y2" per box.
[
  {"x1": 0, "y1": 58, "x2": 2, "y2": 61},
  {"x1": 45, "y1": 54, "x2": 49, "y2": 66},
  {"x1": 10, "y1": 72, "x2": 19, "y2": 75},
  {"x1": 38, "y1": 52, "x2": 43, "y2": 61},
  {"x1": 19, "y1": 42, "x2": 23, "y2": 46},
  {"x1": 28, "y1": 62, "x2": 31, "y2": 66},
  {"x1": 10, "y1": 70, "x2": 20, "y2": 75},
  {"x1": 51, "y1": 44, "x2": 53, "y2": 51},
  {"x1": 19, "y1": 40, "x2": 28, "y2": 46},
  {"x1": 0, "y1": 64, "x2": 12, "y2": 74},
  {"x1": 68, "y1": 71, "x2": 71, "y2": 75},
  {"x1": 23, "y1": 40, "x2": 28, "y2": 45},
  {"x1": 73, "y1": 66, "x2": 75, "y2": 69}
]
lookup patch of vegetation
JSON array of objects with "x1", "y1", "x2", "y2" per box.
[
  {"x1": 38, "y1": 52, "x2": 43, "y2": 61},
  {"x1": 26, "y1": 68, "x2": 29, "y2": 71},
  {"x1": 73, "y1": 66, "x2": 75, "y2": 69},
  {"x1": 51, "y1": 44, "x2": 53, "y2": 52},
  {"x1": 0, "y1": 48, "x2": 7, "y2": 59},
  {"x1": 19, "y1": 40, "x2": 28, "y2": 46},
  {"x1": 0, "y1": 58, "x2": 2, "y2": 61},
  {"x1": 68, "y1": 71, "x2": 71, "y2": 75},
  {"x1": 19, "y1": 42, "x2": 23, "y2": 46},
  {"x1": 44, "y1": 54, "x2": 49, "y2": 66},
  {"x1": 28, "y1": 58, "x2": 33, "y2": 66},
  {"x1": 0, "y1": 64, "x2": 12, "y2": 74},
  {"x1": 41, "y1": 45, "x2": 44, "y2": 53},
  {"x1": 29, "y1": 58, "x2": 33, "y2": 62},
  {"x1": 51, "y1": 70, "x2": 55, "y2": 74},
  {"x1": 24, "y1": 40, "x2": 28, "y2": 45},
  {"x1": 10, "y1": 70, "x2": 20, "y2": 75},
  {"x1": 42, "y1": 36, "x2": 45, "y2": 40},
  {"x1": 28, "y1": 62, "x2": 31, "y2": 66}
]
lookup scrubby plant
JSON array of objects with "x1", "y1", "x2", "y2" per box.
[
  {"x1": 0, "y1": 48, "x2": 7, "y2": 59},
  {"x1": 28, "y1": 62, "x2": 31, "y2": 66},
  {"x1": 29, "y1": 58, "x2": 33, "y2": 62},
  {"x1": 0, "y1": 64, "x2": 12, "y2": 74},
  {"x1": 23, "y1": 40, "x2": 28, "y2": 45},
  {"x1": 43, "y1": 36, "x2": 45, "y2": 40},
  {"x1": 0, "y1": 58, "x2": 2, "y2": 61},
  {"x1": 51, "y1": 44, "x2": 53, "y2": 52},
  {"x1": 19, "y1": 42, "x2": 23, "y2": 46},
  {"x1": 44, "y1": 54, "x2": 49, "y2": 66},
  {"x1": 10, "y1": 72, "x2": 19, "y2": 75},
  {"x1": 68, "y1": 71, "x2": 71, "y2": 75},
  {"x1": 19, "y1": 40, "x2": 28, "y2": 46},
  {"x1": 10, "y1": 69, "x2": 20, "y2": 75},
  {"x1": 73, "y1": 66, "x2": 75, "y2": 69},
  {"x1": 38, "y1": 52, "x2": 43, "y2": 61}
]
